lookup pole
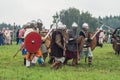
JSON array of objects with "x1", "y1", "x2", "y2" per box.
[
  {"x1": 13, "y1": 22, "x2": 16, "y2": 41},
  {"x1": 91, "y1": 24, "x2": 104, "y2": 40},
  {"x1": 44, "y1": 27, "x2": 53, "y2": 39}
]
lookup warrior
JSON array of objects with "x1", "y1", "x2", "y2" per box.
[
  {"x1": 96, "y1": 28, "x2": 105, "y2": 47},
  {"x1": 111, "y1": 27, "x2": 120, "y2": 55},
  {"x1": 112, "y1": 27, "x2": 120, "y2": 42},
  {"x1": 23, "y1": 21, "x2": 44, "y2": 67},
  {"x1": 79, "y1": 23, "x2": 93, "y2": 65},
  {"x1": 98, "y1": 29, "x2": 105, "y2": 47},
  {"x1": 51, "y1": 22, "x2": 67, "y2": 70},
  {"x1": 64, "y1": 22, "x2": 79, "y2": 66}
]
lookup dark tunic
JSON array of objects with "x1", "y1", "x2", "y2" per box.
[
  {"x1": 66, "y1": 30, "x2": 77, "y2": 59},
  {"x1": 96, "y1": 31, "x2": 101, "y2": 45},
  {"x1": 79, "y1": 30, "x2": 88, "y2": 38},
  {"x1": 51, "y1": 30, "x2": 64, "y2": 58},
  {"x1": 79, "y1": 30, "x2": 90, "y2": 48}
]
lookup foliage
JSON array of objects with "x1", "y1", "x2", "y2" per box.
[
  {"x1": 80, "y1": 11, "x2": 98, "y2": 31},
  {"x1": 59, "y1": 7, "x2": 80, "y2": 29},
  {"x1": 0, "y1": 23, "x2": 21, "y2": 30},
  {"x1": 0, "y1": 43, "x2": 120, "y2": 80},
  {"x1": 52, "y1": 7, "x2": 120, "y2": 32},
  {"x1": 98, "y1": 15, "x2": 120, "y2": 30},
  {"x1": 52, "y1": 8, "x2": 98, "y2": 32}
]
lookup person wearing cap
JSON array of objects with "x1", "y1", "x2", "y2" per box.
[
  {"x1": 79, "y1": 23, "x2": 93, "y2": 65},
  {"x1": 50, "y1": 22, "x2": 67, "y2": 70}
]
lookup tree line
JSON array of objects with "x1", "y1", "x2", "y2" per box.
[
  {"x1": 0, "y1": 7, "x2": 120, "y2": 32},
  {"x1": 0, "y1": 22, "x2": 20, "y2": 31},
  {"x1": 52, "y1": 7, "x2": 120, "y2": 32}
]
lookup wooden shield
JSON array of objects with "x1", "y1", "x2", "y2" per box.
[{"x1": 24, "y1": 32, "x2": 41, "y2": 53}]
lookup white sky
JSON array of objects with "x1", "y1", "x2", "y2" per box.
[{"x1": 0, "y1": 0, "x2": 120, "y2": 28}]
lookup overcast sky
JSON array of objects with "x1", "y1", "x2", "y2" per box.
[{"x1": 0, "y1": 0, "x2": 120, "y2": 28}]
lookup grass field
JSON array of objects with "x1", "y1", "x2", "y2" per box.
[{"x1": 0, "y1": 43, "x2": 120, "y2": 80}]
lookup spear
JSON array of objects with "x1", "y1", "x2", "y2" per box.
[
  {"x1": 91, "y1": 24, "x2": 104, "y2": 40},
  {"x1": 13, "y1": 49, "x2": 20, "y2": 58}
]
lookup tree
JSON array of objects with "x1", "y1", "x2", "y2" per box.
[
  {"x1": 52, "y1": 7, "x2": 98, "y2": 32},
  {"x1": 53, "y1": 7, "x2": 80, "y2": 29},
  {"x1": 0, "y1": 22, "x2": 21, "y2": 30},
  {"x1": 79, "y1": 11, "x2": 98, "y2": 31}
]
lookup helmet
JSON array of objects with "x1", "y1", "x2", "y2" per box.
[
  {"x1": 22, "y1": 23, "x2": 30, "y2": 29},
  {"x1": 57, "y1": 21, "x2": 66, "y2": 29},
  {"x1": 37, "y1": 19, "x2": 43, "y2": 30},
  {"x1": 72, "y1": 22, "x2": 78, "y2": 28},
  {"x1": 37, "y1": 19, "x2": 42, "y2": 24},
  {"x1": 29, "y1": 20, "x2": 37, "y2": 28},
  {"x1": 82, "y1": 23, "x2": 89, "y2": 29}
]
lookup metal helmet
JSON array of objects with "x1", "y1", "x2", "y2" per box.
[
  {"x1": 57, "y1": 21, "x2": 66, "y2": 30},
  {"x1": 37, "y1": 19, "x2": 42, "y2": 23},
  {"x1": 29, "y1": 20, "x2": 37, "y2": 28},
  {"x1": 37, "y1": 19, "x2": 43, "y2": 31},
  {"x1": 22, "y1": 23, "x2": 29, "y2": 29},
  {"x1": 72, "y1": 22, "x2": 78, "y2": 28},
  {"x1": 82, "y1": 23, "x2": 89, "y2": 30}
]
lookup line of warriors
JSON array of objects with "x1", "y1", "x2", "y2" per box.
[{"x1": 18, "y1": 20, "x2": 98, "y2": 69}]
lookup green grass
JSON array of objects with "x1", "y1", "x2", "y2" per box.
[{"x1": 0, "y1": 43, "x2": 120, "y2": 80}]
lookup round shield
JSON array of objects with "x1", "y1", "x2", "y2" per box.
[{"x1": 24, "y1": 32, "x2": 41, "y2": 53}]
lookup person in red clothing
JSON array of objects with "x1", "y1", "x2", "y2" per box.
[{"x1": 18, "y1": 25, "x2": 28, "y2": 44}]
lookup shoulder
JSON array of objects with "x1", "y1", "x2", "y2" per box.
[{"x1": 79, "y1": 30, "x2": 84, "y2": 35}]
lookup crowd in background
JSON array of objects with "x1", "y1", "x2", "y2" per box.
[
  {"x1": 0, "y1": 26, "x2": 113, "y2": 46},
  {"x1": 0, "y1": 27, "x2": 12, "y2": 45}
]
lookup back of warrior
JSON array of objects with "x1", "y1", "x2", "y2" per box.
[
  {"x1": 51, "y1": 30, "x2": 64, "y2": 58},
  {"x1": 67, "y1": 30, "x2": 77, "y2": 52}
]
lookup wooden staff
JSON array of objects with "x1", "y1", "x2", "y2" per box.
[
  {"x1": 63, "y1": 38, "x2": 66, "y2": 56},
  {"x1": 13, "y1": 49, "x2": 20, "y2": 58},
  {"x1": 44, "y1": 28, "x2": 53, "y2": 40},
  {"x1": 91, "y1": 25, "x2": 104, "y2": 40},
  {"x1": 13, "y1": 44, "x2": 24, "y2": 58}
]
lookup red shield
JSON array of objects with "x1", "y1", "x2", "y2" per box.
[{"x1": 24, "y1": 32, "x2": 41, "y2": 53}]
